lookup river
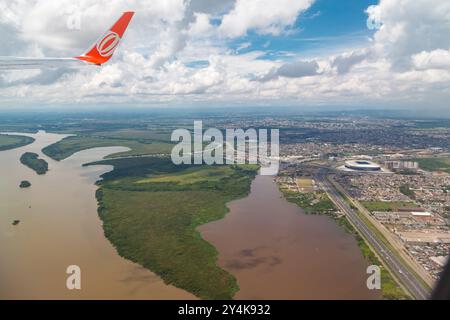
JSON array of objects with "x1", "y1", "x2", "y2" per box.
[
  {"x1": 0, "y1": 131, "x2": 194, "y2": 299},
  {"x1": 199, "y1": 175, "x2": 381, "y2": 300},
  {"x1": 1, "y1": 131, "x2": 380, "y2": 299}
]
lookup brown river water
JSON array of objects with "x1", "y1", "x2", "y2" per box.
[
  {"x1": 1, "y1": 131, "x2": 380, "y2": 300},
  {"x1": 0, "y1": 131, "x2": 194, "y2": 299},
  {"x1": 199, "y1": 175, "x2": 381, "y2": 300}
]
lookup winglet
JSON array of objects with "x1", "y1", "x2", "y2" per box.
[{"x1": 75, "y1": 12, "x2": 134, "y2": 66}]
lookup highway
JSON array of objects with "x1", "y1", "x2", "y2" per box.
[{"x1": 315, "y1": 172, "x2": 430, "y2": 300}]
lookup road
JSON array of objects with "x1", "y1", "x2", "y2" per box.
[{"x1": 315, "y1": 172, "x2": 430, "y2": 300}]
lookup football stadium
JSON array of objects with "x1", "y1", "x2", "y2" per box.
[{"x1": 344, "y1": 160, "x2": 382, "y2": 172}]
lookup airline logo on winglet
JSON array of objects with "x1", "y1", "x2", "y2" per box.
[
  {"x1": 76, "y1": 11, "x2": 134, "y2": 66},
  {"x1": 97, "y1": 32, "x2": 120, "y2": 57}
]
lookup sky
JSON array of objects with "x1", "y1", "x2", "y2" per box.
[{"x1": 1, "y1": 0, "x2": 450, "y2": 111}]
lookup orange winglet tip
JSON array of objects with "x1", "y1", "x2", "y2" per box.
[{"x1": 75, "y1": 11, "x2": 135, "y2": 66}]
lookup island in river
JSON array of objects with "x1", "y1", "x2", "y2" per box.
[
  {"x1": 20, "y1": 152, "x2": 48, "y2": 175},
  {"x1": 41, "y1": 130, "x2": 386, "y2": 300},
  {"x1": 86, "y1": 157, "x2": 259, "y2": 300},
  {"x1": 19, "y1": 180, "x2": 31, "y2": 188},
  {"x1": 0, "y1": 131, "x2": 194, "y2": 299}
]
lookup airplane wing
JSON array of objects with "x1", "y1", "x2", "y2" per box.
[
  {"x1": 0, "y1": 11, "x2": 134, "y2": 70},
  {"x1": 0, "y1": 58, "x2": 81, "y2": 70}
]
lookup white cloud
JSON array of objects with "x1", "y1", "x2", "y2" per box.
[
  {"x1": 187, "y1": 13, "x2": 213, "y2": 37},
  {"x1": 1, "y1": 0, "x2": 187, "y2": 53},
  {"x1": 219, "y1": 0, "x2": 314, "y2": 37},
  {"x1": 367, "y1": 0, "x2": 450, "y2": 70},
  {"x1": 1, "y1": 0, "x2": 450, "y2": 110},
  {"x1": 332, "y1": 50, "x2": 369, "y2": 75},
  {"x1": 412, "y1": 49, "x2": 450, "y2": 70},
  {"x1": 187, "y1": 0, "x2": 236, "y2": 15},
  {"x1": 258, "y1": 60, "x2": 321, "y2": 81}
]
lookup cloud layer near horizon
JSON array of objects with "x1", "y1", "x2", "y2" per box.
[{"x1": 1, "y1": 0, "x2": 450, "y2": 109}]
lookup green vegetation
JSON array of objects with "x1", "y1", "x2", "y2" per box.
[
  {"x1": 89, "y1": 129, "x2": 172, "y2": 142},
  {"x1": 87, "y1": 157, "x2": 258, "y2": 300},
  {"x1": 12, "y1": 220, "x2": 20, "y2": 226},
  {"x1": 361, "y1": 201, "x2": 415, "y2": 212},
  {"x1": 355, "y1": 234, "x2": 410, "y2": 300},
  {"x1": 282, "y1": 190, "x2": 336, "y2": 215},
  {"x1": 20, "y1": 152, "x2": 48, "y2": 175},
  {"x1": 353, "y1": 206, "x2": 419, "y2": 298},
  {"x1": 136, "y1": 166, "x2": 235, "y2": 185},
  {"x1": 337, "y1": 186, "x2": 429, "y2": 298},
  {"x1": 399, "y1": 184, "x2": 416, "y2": 199},
  {"x1": 414, "y1": 156, "x2": 450, "y2": 173},
  {"x1": 0, "y1": 134, "x2": 34, "y2": 151},
  {"x1": 324, "y1": 206, "x2": 409, "y2": 299},
  {"x1": 42, "y1": 135, "x2": 174, "y2": 161},
  {"x1": 19, "y1": 180, "x2": 31, "y2": 188}
]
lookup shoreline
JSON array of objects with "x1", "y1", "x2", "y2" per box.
[
  {"x1": 278, "y1": 181, "x2": 409, "y2": 299},
  {"x1": 0, "y1": 131, "x2": 193, "y2": 299}
]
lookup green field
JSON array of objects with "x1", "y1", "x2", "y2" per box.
[
  {"x1": 136, "y1": 166, "x2": 234, "y2": 185},
  {"x1": 20, "y1": 152, "x2": 48, "y2": 175},
  {"x1": 88, "y1": 157, "x2": 258, "y2": 299},
  {"x1": 90, "y1": 129, "x2": 172, "y2": 143},
  {"x1": 415, "y1": 157, "x2": 450, "y2": 173},
  {"x1": 361, "y1": 201, "x2": 415, "y2": 212},
  {"x1": 281, "y1": 189, "x2": 336, "y2": 215},
  {"x1": 42, "y1": 135, "x2": 174, "y2": 161},
  {"x1": 0, "y1": 134, "x2": 34, "y2": 151}
]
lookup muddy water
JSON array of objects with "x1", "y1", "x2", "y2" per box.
[
  {"x1": 0, "y1": 131, "x2": 194, "y2": 299},
  {"x1": 199, "y1": 175, "x2": 381, "y2": 300}
]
